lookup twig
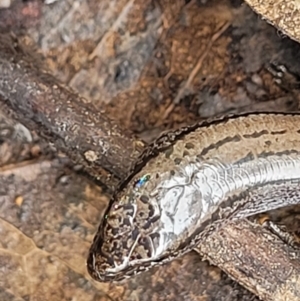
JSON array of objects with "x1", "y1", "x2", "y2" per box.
[{"x1": 0, "y1": 33, "x2": 145, "y2": 190}]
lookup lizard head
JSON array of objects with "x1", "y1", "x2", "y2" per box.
[{"x1": 87, "y1": 153, "x2": 205, "y2": 282}]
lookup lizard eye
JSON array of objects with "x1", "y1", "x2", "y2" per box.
[{"x1": 134, "y1": 174, "x2": 151, "y2": 189}]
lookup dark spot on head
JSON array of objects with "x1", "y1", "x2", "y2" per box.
[
  {"x1": 126, "y1": 211, "x2": 134, "y2": 217},
  {"x1": 139, "y1": 237, "x2": 152, "y2": 257},
  {"x1": 142, "y1": 213, "x2": 160, "y2": 230},
  {"x1": 106, "y1": 256, "x2": 114, "y2": 266},
  {"x1": 195, "y1": 154, "x2": 203, "y2": 162},
  {"x1": 113, "y1": 241, "x2": 119, "y2": 250},
  {"x1": 174, "y1": 158, "x2": 182, "y2": 165},
  {"x1": 151, "y1": 215, "x2": 160, "y2": 223},
  {"x1": 140, "y1": 195, "x2": 149, "y2": 203},
  {"x1": 139, "y1": 211, "x2": 144, "y2": 218},
  {"x1": 123, "y1": 203, "x2": 134, "y2": 211},
  {"x1": 123, "y1": 218, "x2": 131, "y2": 226},
  {"x1": 156, "y1": 173, "x2": 159, "y2": 179},
  {"x1": 112, "y1": 228, "x2": 119, "y2": 235},
  {"x1": 170, "y1": 170, "x2": 175, "y2": 176},
  {"x1": 132, "y1": 227, "x2": 139, "y2": 241},
  {"x1": 183, "y1": 150, "x2": 190, "y2": 157},
  {"x1": 265, "y1": 140, "x2": 271, "y2": 147},
  {"x1": 149, "y1": 232, "x2": 160, "y2": 245},
  {"x1": 148, "y1": 204, "x2": 154, "y2": 218},
  {"x1": 143, "y1": 220, "x2": 151, "y2": 230},
  {"x1": 185, "y1": 142, "x2": 195, "y2": 149}
]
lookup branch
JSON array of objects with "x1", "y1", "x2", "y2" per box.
[
  {"x1": 0, "y1": 33, "x2": 145, "y2": 190},
  {"x1": 197, "y1": 220, "x2": 300, "y2": 301}
]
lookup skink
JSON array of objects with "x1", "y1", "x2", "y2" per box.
[{"x1": 87, "y1": 113, "x2": 300, "y2": 282}]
